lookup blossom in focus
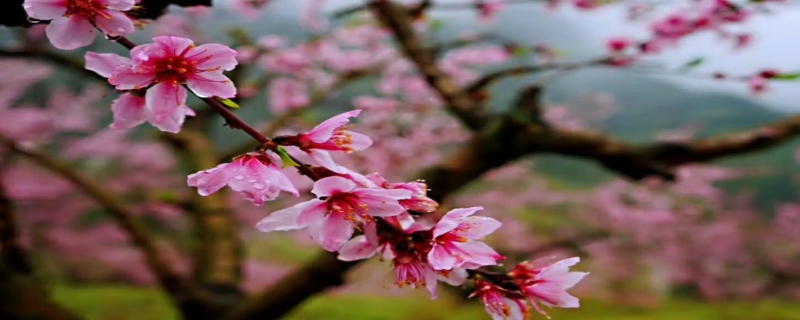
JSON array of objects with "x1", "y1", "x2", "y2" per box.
[
  {"x1": 256, "y1": 176, "x2": 411, "y2": 251},
  {"x1": 187, "y1": 151, "x2": 298, "y2": 206},
  {"x1": 85, "y1": 52, "x2": 197, "y2": 132},
  {"x1": 472, "y1": 279, "x2": 528, "y2": 320},
  {"x1": 510, "y1": 257, "x2": 589, "y2": 316},
  {"x1": 109, "y1": 36, "x2": 238, "y2": 121},
  {"x1": 428, "y1": 207, "x2": 504, "y2": 270},
  {"x1": 294, "y1": 110, "x2": 372, "y2": 173},
  {"x1": 23, "y1": 0, "x2": 136, "y2": 50},
  {"x1": 366, "y1": 173, "x2": 438, "y2": 213}
]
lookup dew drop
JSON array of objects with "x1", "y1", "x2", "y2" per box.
[
  {"x1": 248, "y1": 179, "x2": 257, "y2": 183},
  {"x1": 233, "y1": 175, "x2": 245, "y2": 180},
  {"x1": 27, "y1": 17, "x2": 43, "y2": 23},
  {"x1": 105, "y1": 34, "x2": 122, "y2": 41},
  {"x1": 252, "y1": 183, "x2": 265, "y2": 190}
]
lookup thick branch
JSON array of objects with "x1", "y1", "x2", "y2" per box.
[
  {"x1": 465, "y1": 58, "x2": 610, "y2": 96},
  {"x1": 0, "y1": 172, "x2": 32, "y2": 274},
  {"x1": 0, "y1": 136, "x2": 186, "y2": 296},
  {"x1": 531, "y1": 114, "x2": 800, "y2": 180},
  {"x1": 0, "y1": 262, "x2": 82, "y2": 320},
  {"x1": 370, "y1": 1, "x2": 492, "y2": 131}
]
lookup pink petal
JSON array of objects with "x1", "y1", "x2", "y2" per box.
[
  {"x1": 109, "y1": 65, "x2": 156, "y2": 90},
  {"x1": 308, "y1": 149, "x2": 347, "y2": 174},
  {"x1": 146, "y1": 82, "x2": 187, "y2": 121},
  {"x1": 337, "y1": 235, "x2": 378, "y2": 261},
  {"x1": 357, "y1": 195, "x2": 408, "y2": 217},
  {"x1": 94, "y1": 10, "x2": 135, "y2": 36},
  {"x1": 22, "y1": 0, "x2": 66, "y2": 20},
  {"x1": 307, "y1": 109, "x2": 362, "y2": 143},
  {"x1": 308, "y1": 213, "x2": 354, "y2": 251},
  {"x1": 345, "y1": 131, "x2": 372, "y2": 151},
  {"x1": 433, "y1": 207, "x2": 483, "y2": 238},
  {"x1": 538, "y1": 257, "x2": 581, "y2": 280},
  {"x1": 256, "y1": 202, "x2": 308, "y2": 232},
  {"x1": 150, "y1": 106, "x2": 190, "y2": 133},
  {"x1": 436, "y1": 268, "x2": 468, "y2": 286},
  {"x1": 187, "y1": 72, "x2": 236, "y2": 98},
  {"x1": 452, "y1": 241, "x2": 502, "y2": 268},
  {"x1": 310, "y1": 176, "x2": 356, "y2": 198},
  {"x1": 357, "y1": 187, "x2": 413, "y2": 200},
  {"x1": 424, "y1": 266, "x2": 439, "y2": 300},
  {"x1": 428, "y1": 245, "x2": 458, "y2": 270},
  {"x1": 296, "y1": 199, "x2": 327, "y2": 227},
  {"x1": 152, "y1": 36, "x2": 195, "y2": 56},
  {"x1": 191, "y1": 43, "x2": 239, "y2": 71},
  {"x1": 85, "y1": 52, "x2": 130, "y2": 79},
  {"x1": 109, "y1": 93, "x2": 147, "y2": 130},
  {"x1": 46, "y1": 16, "x2": 96, "y2": 50},
  {"x1": 455, "y1": 216, "x2": 502, "y2": 240},
  {"x1": 105, "y1": 0, "x2": 136, "y2": 11},
  {"x1": 187, "y1": 163, "x2": 236, "y2": 196}
]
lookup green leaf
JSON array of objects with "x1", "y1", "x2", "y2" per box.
[
  {"x1": 429, "y1": 19, "x2": 444, "y2": 32},
  {"x1": 276, "y1": 146, "x2": 299, "y2": 168},
  {"x1": 680, "y1": 57, "x2": 704, "y2": 70},
  {"x1": 220, "y1": 98, "x2": 240, "y2": 109},
  {"x1": 773, "y1": 73, "x2": 800, "y2": 81},
  {"x1": 512, "y1": 46, "x2": 532, "y2": 58}
]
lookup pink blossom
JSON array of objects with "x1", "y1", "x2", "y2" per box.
[
  {"x1": 428, "y1": 207, "x2": 504, "y2": 270},
  {"x1": 510, "y1": 257, "x2": 589, "y2": 316},
  {"x1": 256, "y1": 176, "x2": 412, "y2": 251},
  {"x1": 366, "y1": 173, "x2": 439, "y2": 213},
  {"x1": 187, "y1": 151, "x2": 298, "y2": 206},
  {"x1": 606, "y1": 37, "x2": 633, "y2": 52},
  {"x1": 269, "y1": 78, "x2": 310, "y2": 113},
  {"x1": 472, "y1": 279, "x2": 528, "y2": 320},
  {"x1": 108, "y1": 36, "x2": 238, "y2": 122},
  {"x1": 295, "y1": 110, "x2": 372, "y2": 173},
  {"x1": 85, "y1": 52, "x2": 197, "y2": 133},
  {"x1": 477, "y1": 1, "x2": 504, "y2": 23},
  {"x1": 23, "y1": 0, "x2": 136, "y2": 50}
]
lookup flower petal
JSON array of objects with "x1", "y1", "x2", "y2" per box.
[
  {"x1": 46, "y1": 16, "x2": 96, "y2": 50},
  {"x1": 308, "y1": 213, "x2": 354, "y2": 251},
  {"x1": 296, "y1": 199, "x2": 327, "y2": 227},
  {"x1": 94, "y1": 10, "x2": 135, "y2": 36},
  {"x1": 85, "y1": 52, "x2": 130, "y2": 79},
  {"x1": 428, "y1": 244, "x2": 458, "y2": 270},
  {"x1": 307, "y1": 109, "x2": 362, "y2": 143},
  {"x1": 337, "y1": 235, "x2": 378, "y2": 261},
  {"x1": 109, "y1": 93, "x2": 147, "y2": 130},
  {"x1": 345, "y1": 131, "x2": 372, "y2": 151},
  {"x1": 308, "y1": 149, "x2": 347, "y2": 174},
  {"x1": 187, "y1": 163, "x2": 236, "y2": 196},
  {"x1": 146, "y1": 82, "x2": 187, "y2": 121},
  {"x1": 23, "y1": 0, "x2": 66, "y2": 20},
  {"x1": 310, "y1": 176, "x2": 356, "y2": 198},
  {"x1": 433, "y1": 207, "x2": 483, "y2": 238},
  {"x1": 192, "y1": 43, "x2": 239, "y2": 71},
  {"x1": 187, "y1": 72, "x2": 236, "y2": 98},
  {"x1": 109, "y1": 65, "x2": 156, "y2": 90},
  {"x1": 455, "y1": 216, "x2": 502, "y2": 240},
  {"x1": 105, "y1": 0, "x2": 136, "y2": 11},
  {"x1": 256, "y1": 202, "x2": 308, "y2": 232}
]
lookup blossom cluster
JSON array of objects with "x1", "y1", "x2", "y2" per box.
[{"x1": 22, "y1": 0, "x2": 589, "y2": 319}]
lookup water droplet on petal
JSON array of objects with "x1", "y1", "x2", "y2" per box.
[
  {"x1": 234, "y1": 175, "x2": 245, "y2": 180},
  {"x1": 105, "y1": 34, "x2": 122, "y2": 41},
  {"x1": 253, "y1": 183, "x2": 265, "y2": 190},
  {"x1": 248, "y1": 179, "x2": 257, "y2": 183},
  {"x1": 27, "y1": 17, "x2": 43, "y2": 23}
]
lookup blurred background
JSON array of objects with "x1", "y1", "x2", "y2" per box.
[{"x1": 2, "y1": 0, "x2": 800, "y2": 319}]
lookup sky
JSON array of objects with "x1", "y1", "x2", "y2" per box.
[{"x1": 222, "y1": 0, "x2": 800, "y2": 112}]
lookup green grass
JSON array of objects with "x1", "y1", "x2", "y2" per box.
[{"x1": 51, "y1": 285, "x2": 800, "y2": 320}]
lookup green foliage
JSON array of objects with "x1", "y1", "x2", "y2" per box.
[{"x1": 51, "y1": 285, "x2": 800, "y2": 320}]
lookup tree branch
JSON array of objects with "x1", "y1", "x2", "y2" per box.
[
  {"x1": 465, "y1": 58, "x2": 610, "y2": 96},
  {"x1": 370, "y1": 0, "x2": 493, "y2": 131},
  {"x1": 0, "y1": 168, "x2": 33, "y2": 275},
  {"x1": 0, "y1": 135, "x2": 187, "y2": 297},
  {"x1": 528, "y1": 114, "x2": 800, "y2": 180}
]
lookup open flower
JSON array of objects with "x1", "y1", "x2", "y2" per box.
[
  {"x1": 24, "y1": 0, "x2": 136, "y2": 50},
  {"x1": 256, "y1": 176, "x2": 411, "y2": 251},
  {"x1": 510, "y1": 257, "x2": 589, "y2": 316},
  {"x1": 85, "y1": 52, "x2": 195, "y2": 133},
  {"x1": 367, "y1": 173, "x2": 438, "y2": 213},
  {"x1": 187, "y1": 151, "x2": 298, "y2": 206},
  {"x1": 428, "y1": 207, "x2": 504, "y2": 270},
  {"x1": 109, "y1": 36, "x2": 238, "y2": 121},
  {"x1": 472, "y1": 279, "x2": 528, "y2": 320},
  {"x1": 295, "y1": 110, "x2": 372, "y2": 173}
]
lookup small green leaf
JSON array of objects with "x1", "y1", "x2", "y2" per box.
[
  {"x1": 773, "y1": 73, "x2": 800, "y2": 81},
  {"x1": 680, "y1": 57, "x2": 704, "y2": 70},
  {"x1": 429, "y1": 19, "x2": 444, "y2": 32},
  {"x1": 276, "y1": 146, "x2": 299, "y2": 168},
  {"x1": 220, "y1": 98, "x2": 240, "y2": 109},
  {"x1": 512, "y1": 46, "x2": 532, "y2": 58}
]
